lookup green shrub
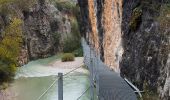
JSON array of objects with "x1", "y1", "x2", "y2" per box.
[
  {"x1": 54, "y1": 0, "x2": 75, "y2": 13},
  {"x1": 14, "y1": 0, "x2": 37, "y2": 11},
  {"x1": 72, "y1": 47, "x2": 83, "y2": 57},
  {"x1": 63, "y1": 37, "x2": 81, "y2": 53},
  {"x1": 71, "y1": 18, "x2": 80, "y2": 38},
  {"x1": 61, "y1": 53, "x2": 75, "y2": 62},
  {"x1": 0, "y1": 0, "x2": 36, "y2": 14},
  {"x1": 63, "y1": 18, "x2": 81, "y2": 53},
  {"x1": 52, "y1": 0, "x2": 81, "y2": 54},
  {"x1": 52, "y1": 32, "x2": 60, "y2": 47},
  {"x1": 0, "y1": 59, "x2": 16, "y2": 85},
  {"x1": 0, "y1": 18, "x2": 22, "y2": 86}
]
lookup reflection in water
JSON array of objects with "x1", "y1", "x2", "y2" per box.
[{"x1": 10, "y1": 56, "x2": 90, "y2": 100}]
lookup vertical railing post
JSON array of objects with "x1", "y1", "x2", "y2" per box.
[
  {"x1": 90, "y1": 45, "x2": 94, "y2": 100},
  {"x1": 58, "y1": 73, "x2": 63, "y2": 100}
]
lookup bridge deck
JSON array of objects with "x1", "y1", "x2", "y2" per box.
[{"x1": 82, "y1": 39, "x2": 137, "y2": 100}]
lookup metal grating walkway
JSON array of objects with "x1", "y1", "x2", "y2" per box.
[{"x1": 82, "y1": 38, "x2": 137, "y2": 100}]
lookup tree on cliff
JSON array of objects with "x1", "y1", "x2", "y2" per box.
[
  {"x1": 0, "y1": 18, "x2": 23, "y2": 87},
  {"x1": 0, "y1": 0, "x2": 24, "y2": 87}
]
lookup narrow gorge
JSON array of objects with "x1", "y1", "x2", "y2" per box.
[
  {"x1": 0, "y1": 0, "x2": 170, "y2": 100},
  {"x1": 0, "y1": 0, "x2": 84, "y2": 99}
]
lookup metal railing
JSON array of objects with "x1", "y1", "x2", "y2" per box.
[
  {"x1": 82, "y1": 38, "x2": 138, "y2": 100},
  {"x1": 36, "y1": 65, "x2": 90, "y2": 100}
]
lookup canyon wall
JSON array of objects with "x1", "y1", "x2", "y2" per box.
[
  {"x1": 78, "y1": 0, "x2": 170, "y2": 99},
  {"x1": 23, "y1": 0, "x2": 72, "y2": 60},
  {"x1": 0, "y1": 0, "x2": 79, "y2": 65},
  {"x1": 23, "y1": 0, "x2": 79, "y2": 62},
  {"x1": 79, "y1": 0, "x2": 123, "y2": 72}
]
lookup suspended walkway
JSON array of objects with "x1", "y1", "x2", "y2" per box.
[{"x1": 82, "y1": 38, "x2": 137, "y2": 100}]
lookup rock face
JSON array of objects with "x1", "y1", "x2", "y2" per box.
[
  {"x1": 121, "y1": 1, "x2": 170, "y2": 99},
  {"x1": 78, "y1": 0, "x2": 170, "y2": 99},
  {"x1": 78, "y1": 0, "x2": 123, "y2": 72},
  {"x1": 23, "y1": 0, "x2": 72, "y2": 60},
  {"x1": 0, "y1": 0, "x2": 78, "y2": 64}
]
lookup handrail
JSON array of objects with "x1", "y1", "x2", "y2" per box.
[
  {"x1": 36, "y1": 65, "x2": 83, "y2": 100},
  {"x1": 124, "y1": 78, "x2": 142, "y2": 98},
  {"x1": 36, "y1": 77, "x2": 59, "y2": 100}
]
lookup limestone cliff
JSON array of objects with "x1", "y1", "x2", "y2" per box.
[
  {"x1": 78, "y1": 0, "x2": 170, "y2": 99},
  {"x1": 79, "y1": 0, "x2": 123, "y2": 72},
  {"x1": 0, "y1": 0, "x2": 80, "y2": 65},
  {"x1": 23, "y1": 0, "x2": 72, "y2": 60}
]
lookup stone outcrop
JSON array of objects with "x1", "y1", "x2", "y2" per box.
[
  {"x1": 23, "y1": 0, "x2": 72, "y2": 60},
  {"x1": 78, "y1": 0, "x2": 170, "y2": 99}
]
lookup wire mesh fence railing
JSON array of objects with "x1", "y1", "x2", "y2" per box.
[
  {"x1": 35, "y1": 37, "x2": 138, "y2": 100},
  {"x1": 82, "y1": 38, "x2": 138, "y2": 100},
  {"x1": 36, "y1": 64, "x2": 90, "y2": 100}
]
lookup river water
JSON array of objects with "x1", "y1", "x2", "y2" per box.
[{"x1": 10, "y1": 56, "x2": 90, "y2": 100}]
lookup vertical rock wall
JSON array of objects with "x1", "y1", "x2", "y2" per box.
[
  {"x1": 23, "y1": 0, "x2": 72, "y2": 60},
  {"x1": 79, "y1": 0, "x2": 123, "y2": 72},
  {"x1": 78, "y1": 0, "x2": 170, "y2": 99},
  {"x1": 121, "y1": 1, "x2": 170, "y2": 99},
  {"x1": 102, "y1": 0, "x2": 123, "y2": 72}
]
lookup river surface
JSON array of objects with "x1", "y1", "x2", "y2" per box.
[{"x1": 10, "y1": 56, "x2": 90, "y2": 100}]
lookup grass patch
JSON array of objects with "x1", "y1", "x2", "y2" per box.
[{"x1": 61, "y1": 53, "x2": 75, "y2": 62}]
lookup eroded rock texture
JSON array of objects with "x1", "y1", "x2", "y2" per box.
[
  {"x1": 78, "y1": 0, "x2": 170, "y2": 99},
  {"x1": 0, "y1": 0, "x2": 77, "y2": 64},
  {"x1": 121, "y1": 1, "x2": 170, "y2": 99},
  {"x1": 23, "y1": 0, "x2": 72, "y2": 60},
  {"x1": 78, "y1": 0, "x2": 123, "y2": 72}
]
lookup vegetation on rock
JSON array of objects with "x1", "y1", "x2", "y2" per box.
[
  {"x1": 54, "y1": 0, "x2": 78, "y2": 15},
  {"x1": 72, "y1": 48, "x2": 83, "y2": 57},
  {"x1": 61, "y1": 53, "x2": 75, "y2": 62},
  {"x1": 0, "y1": 18, "x2": 23, "y2": 86},
  {"x1": 138, "y1": 80, "x2": 159, "y2": 100},
  {"x1": 0, "y1": 0, "x2": 24, "y2": 87},
  {"x1": 63, "y1": 18, "x2": 82, "y2": 56},
  {"x1": 129, "y1": 7, "x2": 142, "y2": 31},
  {"x1": 0, "y1": 0, "x2": 82, "y2": 89},
  {"x1": 50, "y1": 0, "x2": 82, "y2": 56}
]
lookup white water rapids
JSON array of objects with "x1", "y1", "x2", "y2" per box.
[{"x1": 9, "y1": 56, "x2": 90, "y2": 100}]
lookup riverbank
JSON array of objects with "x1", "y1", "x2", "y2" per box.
[
  {"x1": 16, "y1": 57, "x2": 85, "y2": 78},
  {"x1": 0, "y1": 56, "x2": 90, "y2": 100},
  {"x1": 49, "y1": 57, "x2": 84, "y2": 69}
]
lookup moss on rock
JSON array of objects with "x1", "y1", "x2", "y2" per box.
[{"x1": 129, "y1": 7, "x2": 142, "y2": 31}]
